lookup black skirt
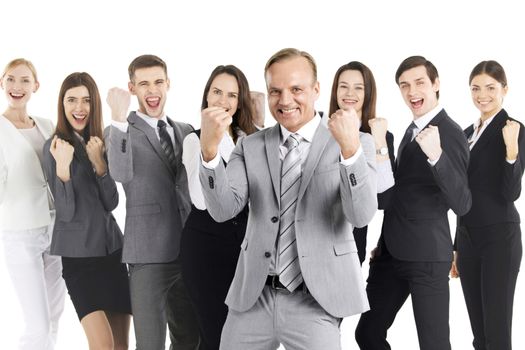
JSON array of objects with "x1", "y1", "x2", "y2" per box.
[{"x1": 61, "y1": 249, "x2": 132, "y2": 321}]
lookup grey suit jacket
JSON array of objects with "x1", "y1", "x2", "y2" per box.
[
  {"x1": 200, "y1": 122, "x2": 377, "y2": 318},
  {"x1": 43, "y1": 137, "x2": 123, "y2": 257},
  {"x1": 108, "y1": 111, "x2": 193, "y2": 264}
]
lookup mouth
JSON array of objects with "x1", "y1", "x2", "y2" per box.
[
  {"x1": 72, "y1": 113, "x2": 87, "y2": 121},
  {"x1": 278, "y1": 107, "x2": 299, "y2": 116},
  {"x1": 410, "y1": 98, "x2": 424, "y2": 109},
  {"x1": 9, "y1": 92, "x2": 24, "y2": 100},
  {"x1": 477, "y1": 100, "x2": 491, "y2": 106},
  {"x1": 145, "y1": 96, "x2": 161, "y2": 109}
]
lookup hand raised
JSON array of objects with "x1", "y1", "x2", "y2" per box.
[
  {"x1": 502, "y1": 120, "x2": 520, "y2": 161},
  {"x1": 50, "y1": 136, "x2": 74, "y2": 181},
  {"x1": 250, "y1": 91, "x2": 266, "y2": 128},
  {"x1": 200, "y1": 106, "x2": 232, "y2": 161},
  {"x1": 327, "y1": 108, "x2": 361, "y2": 159},
  {"x1": 415, "y1": 125, "x2": 442, "y2": 162},
  {"x1": 106, "y1": 87, "x2": 131, "y2": 123},
  {"x1": 86, "y1": 136, "x2": 107, "y2": 176}
]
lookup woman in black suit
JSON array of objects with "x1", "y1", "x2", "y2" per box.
[
  {"x1": 328, "y1": 61, "x2": 395, "y2": 264},
  {"x1": 43, "y1": 72, "x2": 131, "y2": 350},
  {"x1": 451, "y1": 60, "x2": 524, "y2": 350},
  {"x1": 180, "y1": 65, "x2": 260, "y2": 350}
]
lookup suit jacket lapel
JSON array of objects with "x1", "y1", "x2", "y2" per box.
[
  {"x1": 129, "y1": 112, "x2": 175, "y2": 176},
  {"x1": 297, "y1": 124, "x2": 330, "y2": 202},
  {"x1": 469, "y1": 109, "x2": 507, "y2": 171},
  {"x1": 265, "y1": 124, "x2": 281, "y2": 201}
]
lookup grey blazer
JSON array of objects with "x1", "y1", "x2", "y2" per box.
[
  {"x1": 43, "y1": 137, "x2": 123, "y2": 258},
  {"x1": 200, "y1": 122, "x2": 378, "y2": 318},
  {"x1": 108, "y1": 112, "x2": 193, "y2": 264}
]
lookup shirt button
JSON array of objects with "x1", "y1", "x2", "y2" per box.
[
  {"x1": 271, "y1": 216, "x2": 278, "y2": 223},
  {"x1": 264, "y1": 252, "x2": 271, "y2": 258}
]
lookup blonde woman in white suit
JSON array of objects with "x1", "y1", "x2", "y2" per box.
[{"x1": 0, "y1": 58, "x2": 66, "y2": 350}]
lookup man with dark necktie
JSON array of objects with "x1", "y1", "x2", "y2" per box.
[{"x1": 355, "y1": 56, "x2": 472, "y2": 350}]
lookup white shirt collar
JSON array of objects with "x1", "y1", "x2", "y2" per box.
[
  {"x1": 280, "y1": 112, "x2": 321, "y2": 145},
  {"x1": 413, "y1": 104, "x2": 442, "y2": 131},
  {"x1": 136, "y1": 110, "x2": 169, "y2": 129}
]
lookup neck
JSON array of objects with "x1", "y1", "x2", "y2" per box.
[
  {"x1": 3, "y1": 106, "x2": 30, "y2": 123},
  {"x1": 480, "y1": 108, "x2": 502, "y2": 122}
]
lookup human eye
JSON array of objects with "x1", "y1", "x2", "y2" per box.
[
  {"x1": 470, "y1": 86, "x2": 479, "y2": 92},
  {"x1": 269, "y1": 89, "x2": 280, "y2": 96},
  {"x1": 228, "y1": 92, "x2": 238, "y2": 99},
  {"x1": 66, "y1": 97, "x2": 76, "y2": 103},
  {"x1": 292, "y1": 87, "x2": 302, "y2": 94},
  {"x1": 213, "y1": 89, "x2": 222, "y2": 96}
]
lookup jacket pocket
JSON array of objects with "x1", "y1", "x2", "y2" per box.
[
  {"x1": 127, "y1": 203, "x2": 161, "y2": 216},
  {"x1": 333, "y1": 240, "x2": 358, "y2": 256}
]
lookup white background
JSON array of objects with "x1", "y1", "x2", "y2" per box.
[{"x1": 1, "y1": 0, "x2": 524, "y2": 348}]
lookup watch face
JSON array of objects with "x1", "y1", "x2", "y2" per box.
[{"x1": 377, "y1": 147, "x2": 388, "y2": 155}]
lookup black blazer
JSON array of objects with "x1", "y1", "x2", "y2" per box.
[
  {"x1": 43, "y1": 137, "x2": 123, "y2": 258},
  {"x1": 379, "y1": 109, "x2": 472, "y2": 262},
  {"x1": 460, "y1": 109, "x2": 525, "y2": 228}
]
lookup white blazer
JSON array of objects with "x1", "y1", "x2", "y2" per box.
[{"x1": 0, "y1": 115, "x2": 55, "y2": 230}]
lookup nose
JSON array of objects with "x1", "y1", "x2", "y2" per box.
[{"x1": 279, "y1": 90, "x2": 293, "y2": 106}]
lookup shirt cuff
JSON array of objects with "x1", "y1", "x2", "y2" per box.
[
  {"x1": 201, "y1": 152, "x2": 221, "y2": 169},
  {"x1": 506, "y1": 158, "x2": 517, "y2": 165},
  {"x1": 427, "y1": 154, "x2": 441, "y2": 166},
  {"x1": 340, "y1": 146, "x2": 363, "y2": 166},
  {"x1": 111, "y1": 120, "x2": 129, "y2": 132},
  {"x1": 377, "y1": 160, "x2": 395, "y2": 193}
]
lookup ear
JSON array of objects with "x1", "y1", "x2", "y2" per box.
[
  {"x1": 33, "y1": 81, "x2": 40, "y2": 93},
  {"x1": 128, "y1": 81, "x2": 136, "y2": 95},
  {"x1": 432, "y1": 77, "x2": 440, "y2": 94},
  {"x1": 503, "y1": 85, "x2": 509, "y2": 97},
  {"x1": 313, "y1": 80, "x2": 320, "y2": 101},
  {"x1": 166, "y1": 78, "x2": 170, "y2": 91}
]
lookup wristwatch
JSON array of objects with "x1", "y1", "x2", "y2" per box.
[{"x1": 376, "y1": 147, "x2": 388, "y2": 156}]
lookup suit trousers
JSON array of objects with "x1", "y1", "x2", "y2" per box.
[
  {"x1": 457, "y1": 223, "x2": 522, "y2": 350},
  {"x1": 356, "y1": 253, "x2": 451, "y2": 350},
  {"x1": 0, "y1": 211, "x2": 66, "y2": 350},
  {"x1": 219, "y1": 285, "x2": 342, "y2": 350},
  {"x1": 129, "y1": 261, "x2": 200, "y2": 350}
]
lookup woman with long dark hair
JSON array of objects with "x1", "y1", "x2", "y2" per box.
[{"x1": 43, "y1": 72, "x2": 131, "y2": 350}]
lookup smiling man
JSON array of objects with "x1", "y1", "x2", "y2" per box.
[
  {"x1": 107, "y1": 55, "x2": 199, "y2": 350},
  {"x1": 199, "y1": 48, "x2": 377, "y2": 349},
  {"x1": 355, "y1": 56, "x2": 472, "y2": 350}
]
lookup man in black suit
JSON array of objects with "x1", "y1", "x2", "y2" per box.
[{"x1": 355, "y1": 56, "x2": 472, "y2": 350}]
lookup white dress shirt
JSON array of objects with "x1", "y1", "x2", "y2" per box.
[{"x1": 111, "y1": 110, "x2": 176, "y2": 145}]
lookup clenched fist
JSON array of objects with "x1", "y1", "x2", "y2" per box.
[
  {"x1": 200, "y1": 106, "x2": 232, "y2": 161},
  {"x1": 415, "y1": 125, "x2": 442, "y2": 162},
  {"x1": 369, "y1": 117, "x2": 388, "y2": 147},
  {"x1": 50, "y1": 136, "x2": 74, "y2": 181},
  {"x1": 250, "y1": 91, "x2": 265, "y2": 128},
  {"x1": 86, "y1": 136, "x2": 108, "y2": 176},
  {"x1": 107, "y1": 87, "x2": 131, "y2": 122},
  {"x1": 328, "y1": 108, "x2": 361, "y2": 159},
  {"x1": 502, "y1": 120, "x2": 520, "y2": 161}
]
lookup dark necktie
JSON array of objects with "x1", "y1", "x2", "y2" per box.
[
  {"x1": 277, "y1": 134, "x2": 304, "y2": 292},
  {"x1": 157, "y1": 120, "x2": 177, "y2": 171},
  {"x1": 396, "y1": 122, "x2": 417, "y2": 165}
]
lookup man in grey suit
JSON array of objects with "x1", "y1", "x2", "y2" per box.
[
  {"x1": 107, "y1": 54, "x2": 199, "y2": 350},
  {"x1": 199, "y1": 48, "x2": 378, "y2": 349}
]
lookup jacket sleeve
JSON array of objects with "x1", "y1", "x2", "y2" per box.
[
  {"x1": 430, "y1": 125, "x2": 472, "y2": 216},
  {"x1": 0, "y1": 147, "x2": 7, "y2": 204},
  {"x1": 501, "y1": 122, "x2": 525, "y2": 201},
  {"x1": 107, "y1": 125, "x2": 134, "y2": 184},
  {"x1": 43, "y1": 139, "x2": 76, "y2": 222},
  {"x1": 95, "y1": 152, "x2": 119, "y2": 212},
  {"x1": 340, "y1": 133, "x2": 378, "y2": 228}
]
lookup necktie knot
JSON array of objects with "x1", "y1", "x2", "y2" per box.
[
  {"x1": 157, "y1": 119, "x2": 167, "y2": 129},
  {"x1": 285, "y1": 134, "x2": 301, "y2": 151}
]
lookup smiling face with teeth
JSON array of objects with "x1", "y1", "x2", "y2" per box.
[
  {"x1": 336, "y1": 69, "x2": 365, "y2": 118},
  {"x1": 398, "y1": 65, "x2": 440, "y2": 119},
  {"x1": 1, "y1": 64, "x2": 39, "y2": 109},
  {"x1": 470, "y1": 73, "x2": 507, "y2": 120},
  {"x1": 266, "y1": 56, "x2": 320, "y2": 133},
  {"x1": 128, "y1": 66, "x2": 170, "y2": 119},
  {"x1": 63, "y1": 85, "x2": 90, "y2": 133}
]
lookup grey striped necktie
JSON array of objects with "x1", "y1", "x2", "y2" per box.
[
  {"x1": 157, "y1": 120, "x2": 177, "y2": 170},
  {"x1": 278, "y1": 133, "x2": 304, "y2": 292}
]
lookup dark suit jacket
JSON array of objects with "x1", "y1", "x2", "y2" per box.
[
  {"x1": 379, "y1": 108, "x2": 472, "y2": 262},
  {"x1": 43, "y1": 137, "x2": 123, "y2": 257},
  {"x1": 108, "y1": 112, "x2": 193, "y2": 264},
  {"x1": 459, "y1": 109, "x2": 525, "y2": 228}
]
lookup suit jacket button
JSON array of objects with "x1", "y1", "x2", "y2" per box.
[
  {"x1": 264, "y1": 252, "x2": 271, "y2": 258},
  {"x1": 208, "y1": 176, "x2": 214, "y2": 189},
  {"x1": 271, "y1": 216, "x2": 278, "y2": 223}
]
